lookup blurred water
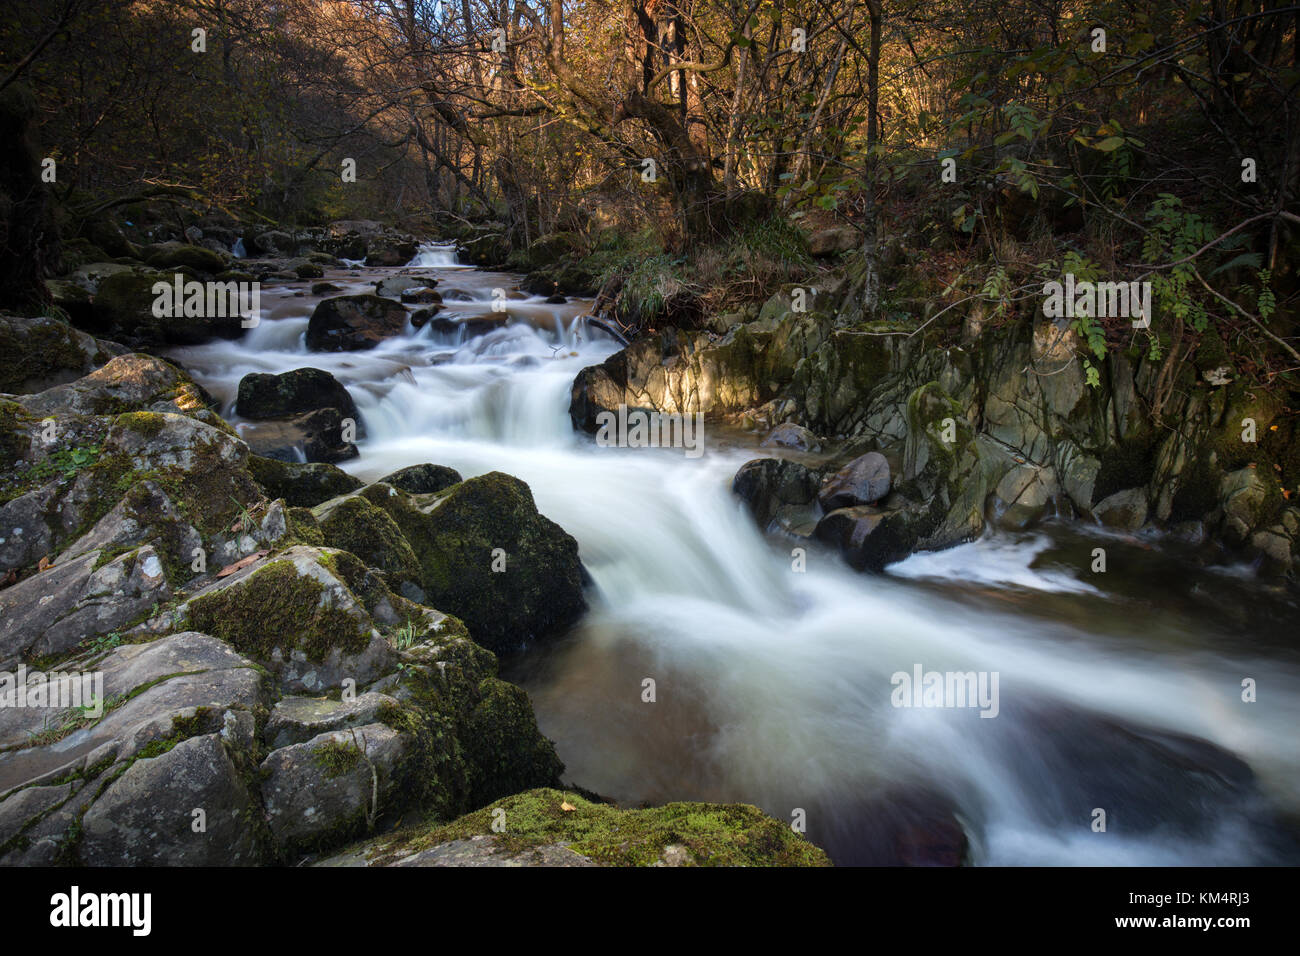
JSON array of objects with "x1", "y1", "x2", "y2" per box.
[{"x1": 168, "y1": 248, "x2": 1300, "y2": 866}]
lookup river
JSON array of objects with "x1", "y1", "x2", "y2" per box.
[{"x1": 166, "y1": 244, "x2": 1300, "y2": 866}]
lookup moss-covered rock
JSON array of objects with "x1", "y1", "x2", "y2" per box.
[
  {"x1": 0, "y1": 314, "x2": 117, "y2": 393},
  {"x1": 363, "y1": 474, "x2": 587, "y2": 652},
  {"x1": 339, "y1": 789, "x2": 831, "y2": 867},
  {"x1": 247, "y1": 454, "x2": 363, "y2": 507},
  {"x1": 315, "y1": 494, "x2": 422, "y2": 590}
]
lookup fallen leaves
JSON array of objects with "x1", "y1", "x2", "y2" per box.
[{"x1": 216, "y1": 550, "x2": 268, "y2": 578}]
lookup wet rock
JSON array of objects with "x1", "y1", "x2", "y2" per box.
[
  {"x1": 374, "y1": 275, "x2": 427, "y2": 298},
  {"x1": 377, "y1": 463, "x2": 462, "y2": 495},
  {"x1": 760, "y1": 422, "x2": 821, "y2": 452},
  {"x1": 241, "y1": 407, "x2": 358, "y2": 464},
  {"x1": 1092, "y1": 487, "x2": 1149, "y2": 531},
  {"x1": 399, "y1": 287, "x2": 442, "y2": 305},
  {"x1": 311, "y1": 281, "x2": 344, "y2": 296},
  {"x1": 306, "y1": 294, "x2": 409, "y2": 351},
  {"x1": 732, "y1": 458, "x2": 821, "y2": 533},
  {"x1": 990, "y1": 463, "x2": 1057, "y2": 530},
  {"x1": 818, "y1": 451, "x2": 891, "y2": 510},
  {"x1": 235, "y1": 367, "x2": 359, "y2": 422}
]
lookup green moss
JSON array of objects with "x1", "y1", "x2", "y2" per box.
[
  {"x1": 382, "y1": 788, "x2": 831, "y2": 867},
  {"x1": 185, "y1": 558, "x2": 371, "y2": 662},
  {"x1": 135, "y1": 707, "x2": 214, "y2": 760},
  {"x1": 113, "y1": 410, "x2": 168, "y2": 438},
  {"x1": 0, "y1": 317, "x2": 91, "y2": 393},
  {"x1": 317, "y1": 496, "x2": 421, "y2": 586},
  {"x1": 311, "y1": 736, "x2": 363, "y2": 778},
  {"x1": 286, "y1": 506, "x2": 326, "y2": 545}
]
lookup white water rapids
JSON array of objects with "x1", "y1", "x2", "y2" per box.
[{"x1": 167, "y1": 244, "x2": 1300, "y2": 865}]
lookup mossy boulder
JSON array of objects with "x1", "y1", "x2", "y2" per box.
[
  {"x1": 363, "y1": 473, "x2": 587, "y2": 652},
  {"x1": 247, "y1": 455, "x2": 363, "y2": 507},
  {"x1": 182, "y1": 546, "x2": 396, "y2": 692},
  {"x1": 314, "y1": 494, "x2": 422, "y2": 591},
  {"x1": 142, "y1": 241, "x2": 227, "y2": 274},
  {"x1": 334, "y1": 789, "x2": 830, "y2": 867},
  {"x1": 0, "y1": 314, "x2": 117, "y2": 393}
]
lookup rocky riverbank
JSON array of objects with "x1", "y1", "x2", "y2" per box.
[
  {"x1": 0, "y1": 308, "x2": 825, "y2": 866},
  {"x1": 569, "y1": 262, "x2": 1300, "y2": 583}
]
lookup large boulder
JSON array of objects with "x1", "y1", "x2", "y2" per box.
[
  {"x1": 360, "y1": 474, "x2": 587, "y2": 652},
  {"x1": 378, "y1": 463, "x2": 462, "y2": 495},
  {"x1": 306, "y1": 294, "x2": 409, "y2": 351},
  {"x1": 247, "y1": 455, "x2": 363, "y2": 507}
]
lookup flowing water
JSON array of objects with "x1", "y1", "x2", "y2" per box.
[{"x1": 168, "y1": 244, "x2": 1300, "y2": 866}]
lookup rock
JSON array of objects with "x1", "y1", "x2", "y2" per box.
[
  {"x1": 79, "y1": 734, "x2": 262, "y2": 865},
  {"x1": 240, "y1": 407, "x2": 359, "y2": 464},
  {"x1": 760, "y1": 422, "x2": 821, "y2": 452},
  {"x1": 818, "y1": 451, "x2": 891, "y2": 510},
  {"x1": 306, "y1": 294, "x2": 409, "y2": 351},
  {"x1": 807, "y1": 225, "x2": 858, "y2": 257},
  {"x1": 142, "y1": 241, "x2": 227, "y2": 274},
  {"x1": 0, "y1": 545, "x2": 171, "y2": 666},
  {"x1": 180, "y1": 545, "x2": 396, "y2": 693},
  {"x1": 14, "y1": 353, "x2": 212, "y2": 421},
  {"x1": 732, "y1": 457, "x2": 821, "y2": 533},
  {"x1": 320, "y1": 788, "x2": 830, "y2": 867},
  {"x1": 247, "y1": 455, "x2": 363, "y2": 507},
  {"x1": 313, "y1": 494, "x2": 422, "y2": 590},
  {"x1": 990, "y1": 463, "x2": 1057, "y2": 529},
  {"x1": 0, "y1": 632, "x2": 271, "y2": 865},
  {"x1": 377, "y1": 463, "x2": 462, "y2": 495},
  {"x1": 399, "y1": 287, "x2": 441, "y2": 305},
  {"x1": 0, "y1": 315, "x2": 117, "y2": 393},
  {"x1": 365, "y1": 241, "x2": 418, "y2": 267},
  {"x1": 92, "y1": 270, "x2": 247, "y2": 345},
  {"x1": 1092, "y1": 487, "x2": 1149, "y2": 531},
  {"x1": 235, "y1": 367, "x2": 359, "y2": 422},
  {"x1": 260, "y1": 724, "x2": 409, "y2": 851},
  {"x1": 253, "y1": 230, "x2": 293, "y2": 255},
  {"x1": 265, "y1": 692, "x2": 399, "y2": 750},
  {"x1": 311, "y1": 282, "x2": 343, "y2": 296},
  {"x1": 1219, "y1": 466, "x2": 1274, "y2": 545},
  {"x1": 374, "y1": 275, "x2": 427, "y2": 298},
  {"x1": 814, "y1": 506, "x2": 890, "y2": 571},
  {"x1": 362, "y1": 474, "x2": 587, "y2": 653}
]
